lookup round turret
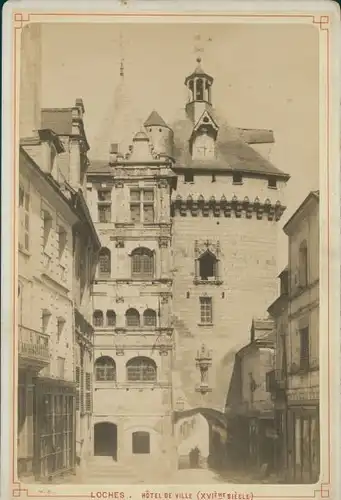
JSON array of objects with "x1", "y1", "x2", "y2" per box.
[{"x1": 144, "y1": 110, "x2": 174, "y2": 158}]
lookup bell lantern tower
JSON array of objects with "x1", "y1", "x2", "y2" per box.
[{"x1": 185, "y1": 57, "x2": 214, "y2": 124}]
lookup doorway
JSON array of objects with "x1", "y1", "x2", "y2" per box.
[{"x1": 94, "y1": 422, "x2": 118, "y2": 459}]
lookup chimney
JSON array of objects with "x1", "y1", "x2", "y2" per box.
[
  {"x1": 75, "y1": 98, "x2": 85, "y2": 115},
  {"x1": 109, "y1": 143, "x2": 119, "y2": 163}
]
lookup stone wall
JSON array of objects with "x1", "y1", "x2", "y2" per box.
[{"x1": 172, "y1": 209, "x2": 281, "y2": 411}]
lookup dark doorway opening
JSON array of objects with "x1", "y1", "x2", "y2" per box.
[{"x1": 94, "y1": 422, "x2": 118, "y2": 459}]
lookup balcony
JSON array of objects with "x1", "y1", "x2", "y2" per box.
[
  {"x1": 266, "y1": 369, "x2": 285, "y2": 394},
  {"x1": 18, "y1": 325, "x2": 50, "y2": 371}
]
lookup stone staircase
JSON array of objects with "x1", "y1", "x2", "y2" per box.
[{"x1": 81, "y1": 456, "x2": 142, "y2": 485}]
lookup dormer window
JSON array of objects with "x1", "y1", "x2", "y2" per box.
[
  {"x1": 232, "y1": 173, "x2": 243, "y2": 185},
  {"x1": 192, "y1": 131, "x2": 216, "y2": 161}
]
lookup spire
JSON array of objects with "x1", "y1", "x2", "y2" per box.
[
  {"x1": 185, "y1": 56, "x2": 213, "y2": 86},
  {"x1": 89, "y1": 30, "x2": 141, "y2": 159},
  {"x1": 119, "y1": 31, "x2": 124, "y2": 78}
]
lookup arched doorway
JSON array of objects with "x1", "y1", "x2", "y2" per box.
[{"x1": 94, "y1": 422, "x2": 118, "y2": 459}]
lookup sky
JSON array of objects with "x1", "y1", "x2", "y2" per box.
[{"x1": 39, "y1": 21, "x2": 320, "y2": 272}]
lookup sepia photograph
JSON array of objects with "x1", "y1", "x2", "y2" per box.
[{"x1": 3, "y1": 3, "x2": 340, "y2": 499}]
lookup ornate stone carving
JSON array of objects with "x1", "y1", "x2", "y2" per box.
[
  {"x1": 158, "y1": 344, "x2": 169, "y2": 356},
  {"x1": 114, "y1": 181, "x2": 124, "y2": 188},
  {"x1": 158, "y1": 237, "x2": 169, "y2": 248},
  {"x1": 115, "y1": 346, "x2": 125, "y2": 356},
  {"x1": 194, "y1": 239, "x2": 220, "y2": 259},
  {"x1": 171, "y1": 195, "x2": 286, "y2": 222},
  {"x1": 115, "y1": 328, "x2": 126, "y2": 335},
  {"x1": 195, "y1": 344, "x2": 212, "y2": 394},
  {"x1": 115, "y1": 238, "x2": 125, "y2": 248},
  {"x1": 116, "y1": 296, "x2": 124, "y2": 303},
  {"x1": 158, "y1": 179, "x2": 168, "y2": 189},
  {"x1": 160, "y1": 293, "x2": 171, "y2": 304}
]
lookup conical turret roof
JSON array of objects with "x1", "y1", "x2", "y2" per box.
[
  {"x1": 185, "y1": 57, "x2": 214, "y2": 85},
  {"x1": 144, "y1": 110, "x2": 169, "y2": 129}
]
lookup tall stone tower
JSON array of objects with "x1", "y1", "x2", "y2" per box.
[{"x1": 170, "y1": 58, "x2": 289, "y2": 467}]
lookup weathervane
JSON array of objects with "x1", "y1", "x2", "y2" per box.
[{"x1": 193, "y1": 33, "x2": 213, "y2": 57}]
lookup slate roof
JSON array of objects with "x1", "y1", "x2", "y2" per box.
[
  {"x1": 171, "y1": 110, "x2": 289, "y2": 179},
  {"x1": 88, "y1": 160, "x2": 112, "y2": 174},
  {"x1": 144, "y1": 110, "x2": 169, "y2": 129},
  {"x1": 283, "y1": 190, "x2": 319, "y2": 235},
  {"x1": 87, "y1": 103, "x2": 289, "y2": 180},
  {"x1": 184, "y1": 57, "x2": 213, "y2": 84},
  {"x1": 133, "y1": 130, "x2": 149, "y2": 141}
]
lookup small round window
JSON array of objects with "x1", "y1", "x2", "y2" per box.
[{"x1": 203, "y1": 117, "x2": 209, "y2": 123}]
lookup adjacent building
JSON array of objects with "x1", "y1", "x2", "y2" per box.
[
  {"x1": 266, "y1": 191, "x2": 320, "y2": 484},
  {"x1": 266, "y1": 267, "x2": 289, "y2": 478},
  {"x1": 17, "y1": 22, "x2": 99, "y2": 482},
  {"x1": 86, "y1": 57, "x2": 290, "y2": 477},
  {"x1": 283, "y1": 191, "x2": 320, "y2": 483},
  {"x1": 18, "y1": 99, "x2": 100, "y2": 481},
  {"x1": 41, "y1": 101, "x2": 101, "y2": 472},
  {"x1": 224, "y1": 319, "x2": 276, "y2": 472}
]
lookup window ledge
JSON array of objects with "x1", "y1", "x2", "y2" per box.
[
  {"x1": 19, "y1": 246, "x2": 31, "y2": 257},
  {"x1": 268, "y1": 185, "x2": 278, "y2": 190},
  {"x1": 232, "y1": 181, "x2": 243, "y2": 186},
  {"x1": 194, "y1": 279, "x2": 223, "y2": 286},
  {"x1": 198, "y1": 323, "x2": 213, "y2": 327}
]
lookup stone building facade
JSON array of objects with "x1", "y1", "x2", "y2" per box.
[
  {"x1": 87, "y1": 57, "x2": 290, "y2": 476},
  {"x1": 266, "y1": 191, "x2": 320, "y2": 484},
  {"x1": 41, "y1": 100, "x2": 101, "y2": 472},
  {"x1": 266, "y1": 267, "x2": 290, "y2": 478},
  {"x1": 283, "y1": 191, "x2": 320, "y2": 483},
  {"x1": 17, "y1": 22, "x2": 100, "y2": 482},
  {"x1": 224, "y1": 319, "x2": 276, "y2": 471}
]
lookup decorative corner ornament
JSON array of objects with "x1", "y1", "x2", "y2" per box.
[{"x1": 115, "y1": 238, "x2": 125, "y2": 248}]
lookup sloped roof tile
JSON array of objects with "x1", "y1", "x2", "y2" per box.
[{"x1": 144, "y1": 110, "x2": 169, "y2": 129}]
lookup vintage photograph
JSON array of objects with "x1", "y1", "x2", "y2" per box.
[{"x1": 11, "y1": 9, "x2": 337, "y2": 495}]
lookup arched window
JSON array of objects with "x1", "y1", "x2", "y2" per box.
[
  {"x1": 93, "y1": 310, "x2": 104, "y2": 327},
  {"x1": 106, "y1": 310, "x2": 116, "y2": 327},
  {"x1": 126, "y1": 308, "x2": 140, "y2": 327},
  {"x1": 95, "y1": 356, "x2": 116, "y2": 381},
  {"x1": 98, "y1": 248, "x2": 111, "y2": 277},
  {"x1": 198, "y1": 251, "x2": 218, "y2": 281},
  {"x1": 131, "y1": 248, "x2": 154, "y2": 279},
  {"x1": 196, "y1": 79, "x2": 204, "y2": 101},
  {"x1": 143, "y1": 309, "x2": 157, "y2": 327},
  {"x1": 126, "y1": 357, "x2": 157, "y2": 382},
  {"x1": 298, "y1": 240, "x2": 308, "y2": 288},
  {"x1": 132, "y1": 431, "x2": 150, "y2": 454}
]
